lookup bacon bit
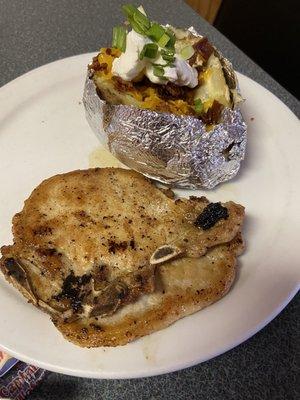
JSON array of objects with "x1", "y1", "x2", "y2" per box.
[
  {"x1": 88, "y1": 55, "x2": 100, "y2": 71},
  {"x1": 193, "y1": 37, "x2": 214, "y2": 62},
  {"x1": 157, "y1": 82, "x2": 188, "y2": 100},
  {"x1": 99, "y1": 62, "x2": 108, "y2": 71},
  {"x1": 201, "y1": 100, "x2": 224, "y2": 125},
  {"x1": 88, "y1": 55, "x2": 108, "y2": 73},
  {"x1": 112, "y1": 76, "x2": 134, "y2": 92},
  {"x1": 188, "y1": 51, "x2": 197, "y2": 66}
]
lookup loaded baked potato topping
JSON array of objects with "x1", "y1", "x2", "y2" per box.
[{"x1": 88, "y1": 4, "x2": 233, "y2": 125}]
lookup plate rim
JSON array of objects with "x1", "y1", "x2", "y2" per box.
[{"x1": 0, "y1": 288, "x2": 298, "y2": 379}]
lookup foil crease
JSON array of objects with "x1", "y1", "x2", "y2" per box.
[{"x1": 83, "y1": 30, "x2": 247, "y2": 189}]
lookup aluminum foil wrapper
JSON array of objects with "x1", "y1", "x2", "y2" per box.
[{"x1": 83, "y1": 30, "x2": 247, "y2": 189}]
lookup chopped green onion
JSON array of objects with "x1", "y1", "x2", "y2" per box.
[
  {"x1": 166, "y1": 61, "x2": 175, "y2": 68},
  {"x1": 122, "y1": 4, "x2": 150, "y2": 35},
  {"x1": 128, "y1": 18, "x2": 146, "y2": 34},
  {"x1": 133, "y1": 9, "x2": 150, "y2": 30},
  {"x1": 194, "y1": 98, "x2": 204, "y2": 114},
  {"x1": 180, "y1": 45, "x2": 195, "y2": 60},
  {"x1": 158, "y1": 33, "x2": 170, "y2": 48},
  {"x1": 112, "y1": 26, "x2": 127, "y2": 52},
  {"x1": 161, "y1": 48, "x2": 175, "y2": 63},
  {"x1": 139, "y1": 43, "x2": 158, "y2": 59},
  {"x1": 160, "y1": 59, "x2": 175, "y2": 68},
  {"x1": 161, "y1": 48, "x2": 174, "y2": 56},
  {"x1": 146, "y1": 23, "x2": 165, "y2": 42},
  {"x1": 153, "y1": 65, "x2": 165, "y2": 78},
  {"x1": 122, "y1": 4, "x2": 137, "y2": 18},
  {"x1": 165, "y1": 30, "x2": 176, "y2": 50}
]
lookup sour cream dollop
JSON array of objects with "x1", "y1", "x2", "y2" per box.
[{"x1": 112, "y1": 30, "x2": 198, "y2": 88}]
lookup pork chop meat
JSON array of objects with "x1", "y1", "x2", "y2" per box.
[{"x1": 0, "y1": 168, "x2": 244, "y2": 322}]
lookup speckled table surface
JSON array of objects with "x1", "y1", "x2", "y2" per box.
[{"x1": 0, "y1": 0, "x2": 299, "y2": 399}]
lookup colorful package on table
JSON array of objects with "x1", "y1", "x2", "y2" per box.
[{"x1": 0, "y1": 351, "x2": 47, "y2": 400}]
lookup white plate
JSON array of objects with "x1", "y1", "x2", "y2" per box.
[{"x1": 0, "y1": 54, "x2": 299, "y2": 379}]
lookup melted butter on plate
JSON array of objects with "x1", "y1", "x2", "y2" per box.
[{"x1": 89, "y1": 146, "x2": 126, "y2": 168}]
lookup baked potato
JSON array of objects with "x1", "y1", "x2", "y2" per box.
[
  {"x1": 89, "y1": 28, "x2": 238, "y2": 125},
  {"x1": 83, "y1": 5, "x2": 247, "y2": 189}
]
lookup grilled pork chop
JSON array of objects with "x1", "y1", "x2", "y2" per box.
[{"x1": 0, "y1": 168, "x2": 244, "y2": 346}]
